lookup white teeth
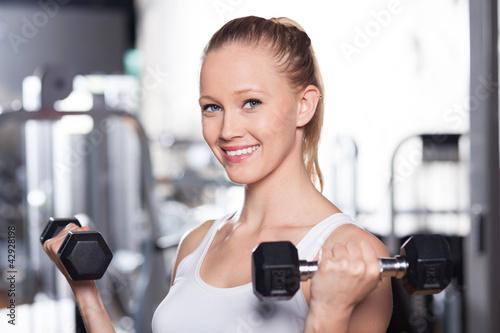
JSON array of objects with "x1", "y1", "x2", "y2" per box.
[{"x1": 226, "y1": 145, "x2": 259, "y2": 156}]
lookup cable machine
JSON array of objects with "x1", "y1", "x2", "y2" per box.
[
  {"x1": 0, "y1": 68, "x2": 167, "y2": 333},
  {"x1": 387, "y1": 133, "x2": 468, "y2": 333}
]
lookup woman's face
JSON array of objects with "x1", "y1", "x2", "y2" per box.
[{"x1": 199, "y1": 43, "x2": 303, "y2": 185}]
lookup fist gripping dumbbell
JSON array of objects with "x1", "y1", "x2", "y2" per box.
[
  {"x1": 252, "y1": 235, "x2": 452, "y2": 300},
  {"x1": 40, "y1": 217, "x2": 113, "y2": 281}
]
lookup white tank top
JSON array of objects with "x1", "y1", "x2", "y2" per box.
[{"x1": 152, "y1": 212, "x2": 360, "y2": 333}]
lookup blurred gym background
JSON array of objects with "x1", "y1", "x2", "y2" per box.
[{"x1": 0, "y1": 0, "x2": 497, "y2": 332}]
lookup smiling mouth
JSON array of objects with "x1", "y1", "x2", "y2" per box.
[{"x1": 223, "y1": 145, "x2": 260, "y2": 156}]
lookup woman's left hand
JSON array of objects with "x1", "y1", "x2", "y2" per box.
[{"x1": 308, "y1": 240, "x2": 382, "y2": 321}]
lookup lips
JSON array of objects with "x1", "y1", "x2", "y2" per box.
[{"x1": 221, "y1": 144, "x2": 260, "y2": 162}]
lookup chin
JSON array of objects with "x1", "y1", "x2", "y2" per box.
[
  {"x1": 225, "y1": 175, "x2": 249, "y2": 185},
  {"x1": 225, "y1": 171, "x2": 260, "y2": 186}
]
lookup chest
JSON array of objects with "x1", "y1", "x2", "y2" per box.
[{"x1": 199, "y1": 227, "x2": 309, "y2": 288}]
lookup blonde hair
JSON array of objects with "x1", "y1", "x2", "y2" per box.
[{"x1": 203, "y1": 16, "x2": 325, "y2": 190}]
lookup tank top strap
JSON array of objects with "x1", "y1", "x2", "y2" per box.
[
  {"x1": 174, "y1": 213, "x2": 234, "y2": 280},
  {"x1": 196, "y1": 213, "x2": 234, "y2": 252},
  {"x1": 296, "y1": 213, "x2": 361, "y2": 261}
]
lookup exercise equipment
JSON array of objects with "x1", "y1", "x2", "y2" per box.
[
  {"x1": 386, "y1": 133, "x2": 467, "y2": 333},
  {"x1": 40, "y1": 217, "x2": 113, "y2": 281},
  {"x1": 252, "y1": 235, "x2": 452, "y2": 300}
]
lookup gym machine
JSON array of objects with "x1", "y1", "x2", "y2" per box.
[
  {"x1": 0, "y1": 68, "x2": 166, "y2": 333},
  {"x1": 467, "y1": 1, "x2": 500, "y2": 332},
  {"x1": 387, "y1": 133, "x2": 468, "y2": 333}
]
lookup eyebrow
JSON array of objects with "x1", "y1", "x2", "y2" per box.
[
  {"x1": 198, "y1": 95, "x2": 219, "y2": 104},
  {"x1": 199, "y1": 88, "x2": 266, "y2": 103},
  {"x1": 233, "y1": 88, "x2": 266, "y2": 95}
]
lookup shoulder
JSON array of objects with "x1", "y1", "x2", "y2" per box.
[
  {"x1": 178, "y1": 219, "x2": 217, "y2": 258},
  {"x1": 170, "y1": 219, "x2": 217, "y2": 284},
  {"x1": 326, "y1": 221, "x2": 389, "y2": 257}
]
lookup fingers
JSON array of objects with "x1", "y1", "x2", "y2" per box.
[
  {"x1": 359, "y1": 240, "x2": 382, "y2": 279},
  {"x1": 317, "y1": 240, "x2": 381, "y2": 289},
  {"x1": 42, "y1": 224, "x2": 90, "y2": 255},
  {"x1": 322, "y1": 242, "x2": 366, "y2": 276},
  {"x1": 42, "y1": 223, "x2": 91, "y2": 282},
  {"x1": 310, "y1": 239, "x2": 386, "y2": 314},
  {"x1": 331, "y1": 243, "x2": 354, "y2": 274},
  {"x1": 345, "y1": 241, "x2": 365, "y2": 276}
]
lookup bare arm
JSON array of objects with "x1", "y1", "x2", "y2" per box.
[
  {"x1": 304, "y1": 227, "x2": 393, "y2": 333},
  {"x1": 42, "y1": 224, "x2": 115, "y2": 333}
]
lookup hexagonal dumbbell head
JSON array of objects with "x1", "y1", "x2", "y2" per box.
[
  {"x1": 40, "y1": 217, "x2": 82, "y2": 244},
  {"x1": 57, "y1": 231, "x2": 113, "y2": 281},
  {"x1": 252, "y1": 241, "x2": 301, "y2": 300},
  {"x1": 400, "y1": 235, "x2": 452, "y2": 295}
]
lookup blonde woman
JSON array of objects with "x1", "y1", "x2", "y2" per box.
[{"x1": 44, "y1": 16, "x2": 393, "y2": 333}]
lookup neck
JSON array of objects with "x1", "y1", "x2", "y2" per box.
[{"x1": 234, "y1": 157, "x2": 336, "y2": 230}]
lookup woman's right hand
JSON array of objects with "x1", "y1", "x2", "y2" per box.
[
  {"x1": 42, "y1": 223, "x2": 92, "y2": 286},
  {"x1": 41, "y1": 223, "x2": 116, "y2": 333}
]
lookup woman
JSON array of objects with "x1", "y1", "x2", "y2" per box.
[{"x1": 44, "y1": 16, "x2": 392, "y2": 332}]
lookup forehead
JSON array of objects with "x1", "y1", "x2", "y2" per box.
[{"x1": 200, "y1": 43, "x2": 288, "y2": 94}]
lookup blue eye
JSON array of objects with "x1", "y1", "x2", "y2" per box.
[
  {"x1": 202, "y1": 104, "x2": 222, "y2": 113},
  {"x1": 243, "y1": 99, "x2": 262, "y2": 109}
]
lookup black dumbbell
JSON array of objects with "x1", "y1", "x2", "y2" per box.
[
  {"x1": 252, "y1": 235, "x2": 452, "y2": 300},
  {"x1": 40, "y1": 217, "x2": 113, "y2": 281}
]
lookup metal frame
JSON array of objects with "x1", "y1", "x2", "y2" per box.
[
  {"x1": 388, "y1": 133, "x2": 466, "y2": 252},
  {"x1": 0, "y1": 108, "x2": 165, "y2": 332},
  {"x1": 467, "y1": 0, "x2": 500, "y2": 332}
]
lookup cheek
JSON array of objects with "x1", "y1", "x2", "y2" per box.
[
  {"x1": 255, "y1": 109, "x2": 296, "y2": 141},
  {"x1": 202, "y1": 123, "x2": 223, "y2": 163},
  {"x1": 202, "y1": 119, "x2": 218, "y2": 144}
]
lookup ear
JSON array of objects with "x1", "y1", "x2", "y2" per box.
[{"x1": 296, "y1": 85, "x2": 320, "y2": 127}]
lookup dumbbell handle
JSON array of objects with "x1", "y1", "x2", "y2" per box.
[
  {"x1": 298, "y1": 255, "x2": 409, "y2": 281},
  {"x1": 378, "y1": 256, "x2": 408, "y2": 279}
]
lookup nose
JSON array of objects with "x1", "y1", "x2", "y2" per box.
[{"x1": 220, "y1": 109, "x2": 244, "y2": 140}]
